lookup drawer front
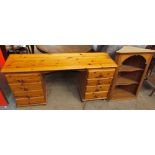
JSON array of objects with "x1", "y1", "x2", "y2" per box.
[
  {"x1": 86, "y1": 85, "x2": 110, "y2": 92},
  {"x1": 16, "y1": 97, "x2": 29, "y2": 106},
  {"x1": 87, "y1": 78, "x2": 113, "y2": 86},
  {"x1": 85, "y1": 91, "x2": 108, "y2": 100},
  {"x1": 9, "y1": 82, "x2": 42, "y2": 91},
  {"x1": 87, "y1": 69, "x2": 115, "y2": 78},
  {"x1": 15, "y1": 96, "x2": 45, "y2": 106},
  {"x1": 5, "y1": 73, "x2": 41, "y2": 83},
  {"x1": 14, "y1": 90, "x2": 44, "y2": 97},
  {"x1": 29, "y1": 96, "x2": 45, "y2": 105}
]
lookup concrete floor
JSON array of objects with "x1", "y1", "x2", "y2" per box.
[{"x1": 1, "y1": 71, "x2": 155, "y2": 110}]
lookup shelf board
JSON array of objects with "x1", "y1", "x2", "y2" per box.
[
  {"x1": 116, "y1": 76, "x2": 138, "y2": 85},
  {"x1": 112, "y1": 88, "x2": 136, "y2": 100},
  {"x1": 119, "y1": 65, "x2": 143, "y2": 72}
]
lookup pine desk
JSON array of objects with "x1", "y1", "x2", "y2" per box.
[{"x1": 1, "y1": 53, "x2": 117, "y2": 107}]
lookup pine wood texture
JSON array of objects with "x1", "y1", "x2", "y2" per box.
[
  {"x1": 9, "y1": 82, "x2": 42, "y2": 91},
  {"x1": 117, "y1": 46, "x2": 155, "y2": 54},
  {"x1": 5, "y1": 73, "x2": 41, "y2": 83},
  {"x1": 119, "y1": 65, "x2": 143, "y2": 72},
  {"x1": 79, "y1": 68, "x2": 116, "y2": 101},
  {"x1": 87, "y1": 78, "x2": 113, "y2": 85},
  {"x1": 109, "y1": 46, "x2": 155, "y2": 100},
  {"x1": 5, "y1": 73, "x2": 46, "y2": 107},
  {"x1": 2, "y1": 53, "x2": 117, "y2": 106},
  {"x1": 85, "y1": 84, "x2": 110, "y2": 92},
  {"x1": 116, "y1": 76, "x2": 138, "y2": 85},
  {"x1": 1, "y1": 53, "x2": 117, "y2": 73},
  {"x1": 111, "y1": 88, "x2": 135, "y2": 100},
  {"x1": 85, "y1": 91, "x2": 108, "y2": 100},
  {"x1": 87, "y1": 68, "x2": 115, "y2": 78}
]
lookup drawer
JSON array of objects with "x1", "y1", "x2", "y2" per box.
[
  {"x1": 29, "y1": 96, "x2": 45, "y2": 105},
  {"x1": 14, "y1": 90, "x2": 44, "y2": 97},
  {"x1": 9, "y1": 82, "x2": 42, "y2": 91},
  {"x1": 15, "y1": 96, "x2": 45, "y2": 106},
  {"x1": 87, "y1": 68, "x2": 115, "y2": 78},
  {"x1": 87, "y1": 78, "x2": 113, "y2": 86},
  {"x1": 16, "y1": 97, "x2": 29, "y2": 106},
  {"x1": 5, "y1": 73, "x2": 41, "y2": 83},
  {"x1": 85, "y1": 91, "x2": 108, "y2": 100},
  {"x1": 85, "y1": 85, "x2": 110, "y2": 92}
]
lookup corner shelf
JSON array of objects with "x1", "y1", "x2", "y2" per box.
[
  {"x1": 116, "y1": 76, "x2": 138, "y2": 85},
  {"x1": 109, "y1": 49, "x2": 153, "y2": 101},
  {"x1": 111, "y1": 88, "x2": 136, "y2": 100},
  {"x1": 119, "y1": 65, "x2": 143, "y2": 72}
]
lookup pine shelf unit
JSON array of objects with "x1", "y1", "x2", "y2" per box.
[{"x1": 109, "y1": 46, "x2": 155, "y2": 100}]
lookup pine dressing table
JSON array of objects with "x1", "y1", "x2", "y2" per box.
[{"x1": 1, "y1": 53, "x2": 117, "y2": 107}]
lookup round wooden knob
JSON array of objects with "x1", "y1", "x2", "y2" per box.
[
  {"x1": 94, "y1": 95, "x2": 98, "y2": 98},
  {"x1": 97, "y1": 81, "x2": 101, "y2": 85}
]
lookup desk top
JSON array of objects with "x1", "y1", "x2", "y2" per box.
[{"x1": 1, "y1": 53, "x2": 117, "y2": 73}]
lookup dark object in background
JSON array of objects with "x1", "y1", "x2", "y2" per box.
[
  {"x1": 7, "y1": 45, "x2": 28, "y2": 54},
  {"x1": 147, "y1": 75, "x2": 155, "y2": 96},
  {"x1": 96, "y1": 45, "x2": 119, "y2": 59},
  {"x1": 26, "y1": 45, "x2": 34, "y2": 53}
]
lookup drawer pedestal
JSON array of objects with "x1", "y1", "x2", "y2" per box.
[
  {"x1": 5, "y1": 73, "x2": 46, "y2": 107},
  {"x1": 79, "y1": 68, "x2": 115, "y2": 101}
]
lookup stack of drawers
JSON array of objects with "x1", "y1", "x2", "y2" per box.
[
  {"x1": 79, "y1": 68, "x2": 115, "y2": 101},
  {"x1": 5, "y1": 73, "x2": 46, "y2": 107}
]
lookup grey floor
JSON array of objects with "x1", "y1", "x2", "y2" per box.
[{"x1": 1, "y1": 71, "x2": 155, "y2": 110}]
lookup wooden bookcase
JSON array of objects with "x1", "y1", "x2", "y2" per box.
[{"x1": 109, "y1": 46, "x2": 155, "y2": 100}]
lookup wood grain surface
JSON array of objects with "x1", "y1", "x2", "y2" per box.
[
  {"x1": 1, "y1": 53, "x2": 117, "y2": 73},
  {"x1": 117, "y1": 46, "x2": 155, "y2": 54}
]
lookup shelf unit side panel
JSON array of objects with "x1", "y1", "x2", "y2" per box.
[{"x1": 135, "y1": 54, "x2": 154, "y2": 96}]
